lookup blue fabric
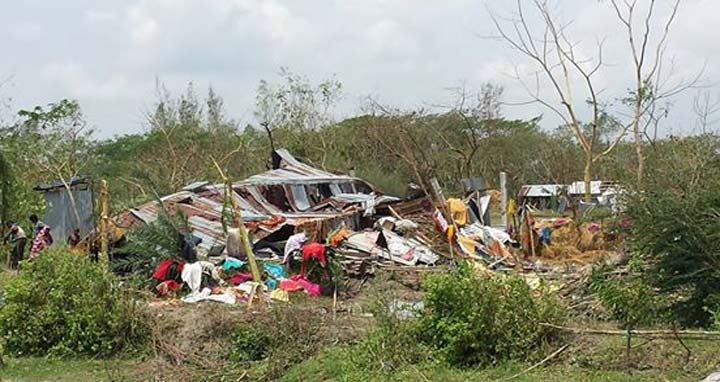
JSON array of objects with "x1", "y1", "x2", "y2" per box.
[
  {"x1": 539, "y1": 227, "x2": 552, "y2": 245},
  {"x1": 263, "y1": 263, "x2": 286, "y2": 279},
  {"x1": 223, "y1": 257, "x2": 246, "y2": 271},
  {"x1": 266, "y1": 278, "x2": 278, "y2": 290}
]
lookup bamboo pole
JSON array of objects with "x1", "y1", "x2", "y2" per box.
[
  {"x1": 211, "y1": 158, "x2": 262, "y2": 284},
  {"x1": 99, "y1": 179, "x2": 109, "y2": 263}
]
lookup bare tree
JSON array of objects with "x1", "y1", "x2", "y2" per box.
[
  {"x1": 609, "y1": 0, "x2": 701, "y2": 184},
  {"x1": 693, "y1": 91, "x2": 720, "y2": 134},
  {"x1": 490, "y1": 0, "x2": 630, "y2": 201},
  {"x1": 445, "y1": 84, "x2": 504, "y2": 179}
]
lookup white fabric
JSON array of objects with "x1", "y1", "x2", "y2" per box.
[
  {"x1": 478, "y1": 195, "x2": 491, "y2": 224},
  {"x1": 181, "y1": 263, "x2": 203, "y2": 294},
  {"x1": 181, "y1": 261, "x2": 215, "y2": 295},
  {"x1": 182, "y1": 287, "x2": 236, "y2": 304},
  {"x1": 283, "y1": 233, "x2": 307, "y2": 263},
  {"x1": 482, "y1": 226, "x2": 513, "y2": 245},
  {"x1": 234, "y1": 281, "x2": 266, "y2": 295},
  {"x1": 433, "y1": 209, "x2": 448, "y2": 232}
]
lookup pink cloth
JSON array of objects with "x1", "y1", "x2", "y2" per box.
[
  {"x1": 30, "y1": 226, "x2": 52, "y2": 259},
  {"x1": 279, "y1": 278, "x2": 303, "y2": 292},
  {"x1": 587, "y1": 223, "x2": 601, "y2": 233},
  {"x1": 229, "y1": 273, "x2": 254, "y2": 286},
  {"x1": 290, "y1": 274, "x2": 321, "y2": 297}
]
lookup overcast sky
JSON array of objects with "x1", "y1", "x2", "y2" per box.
[{"x1": 0, "y1": 0, "x2": 715, "y2": 138}]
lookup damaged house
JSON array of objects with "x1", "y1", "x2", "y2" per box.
[{"x1": 115, "y1": 149, "x2": 400, "y2": 257}]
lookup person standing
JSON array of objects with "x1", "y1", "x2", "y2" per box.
[
  {"x1": 29, "y1": 214, "x2": 53, "y2": 259},
  {"x1": 3, "y1": 222, "x2": 27, "y2": 272}
]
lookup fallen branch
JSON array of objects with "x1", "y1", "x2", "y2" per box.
[
  {"x1": 500, "y1": 343, "x2": 570, "y2": 381},
  {"x1": 541, "y1": 323, "x2": 720, "y2": 339}
]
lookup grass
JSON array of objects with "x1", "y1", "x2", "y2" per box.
[
  {"x1": 1, "y1": 358, "x2": 138, "y2": 382},
  {"x1": 279, "y1": 334, "x2": 720, "y2": 382}
]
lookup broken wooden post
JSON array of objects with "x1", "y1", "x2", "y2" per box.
[
  {"x1": 99, "y1": 179, "x2": 109, "y2": 263},
  {"x1": 430, "y1": 178, "x2": 456, "y2": 259},
  {"x1": 211, "y1": 157, "x2": 263, "y2": 286},
  {"x1": 500, "y1": 172, "x2": 508, "y2": 228}
]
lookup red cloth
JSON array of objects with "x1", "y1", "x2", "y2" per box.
[
  {"x1": 302, "y1": 243, "x2": 327, "y2": 266},
  {"x1": 300, "y1": 243, "x2": 327, "y2": 276},
  {"x1": 153, "y1": 259, "x2": 184, "y2": 281},
  {"x1": 229, "y1": 273, "x2": 254, "y2": 286},
  {"x1": 155, "y1": 280, "x2": 181, "y2": 296}
]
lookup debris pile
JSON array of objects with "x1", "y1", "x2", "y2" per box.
[{"x1": 112, "y1": 149, "x2": 623, "y2": 305}]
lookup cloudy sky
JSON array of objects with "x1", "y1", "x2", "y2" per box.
[{"x1": 0, "y1": 0, "x2": 715, "y2": 138}]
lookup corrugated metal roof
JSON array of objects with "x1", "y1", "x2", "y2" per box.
[
  {"x1": 115, "y1": 149, "x2": 398, "y2": 251},
  {"x1": 236, "y1": 148, "x2": 360, "y2": 186},
  {"x1": 520, "y1": 184, "x2": 563, "y2": 198}
]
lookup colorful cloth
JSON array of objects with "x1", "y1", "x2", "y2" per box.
[
  {"x1": 30, "y1": 226, "x2": 52, "y2": 259},
  {"x1": 447, "y1": 198, "x2": 468, "y2": 226},
  {"x1": 263, "y1": 262, "x2": 286, "y2": 279},
  {"x1": 301, "y1": 243, "x2": 327, "y2": 275},
  {"x1": 223, "y1": 257, "x2": 246, "y2": 271},
  {"x1": 153, "y1": 259, "x2": 185, "y2": 281},
  {"x1": 329, "y1": 228, "x2": 349, "y2": 247},
  {"x1": 229, "y1": 273, "x2": 254, "y2": 286},
  {"x1": 433, "y1": 209, "x2": 449, "y2": 233},
  {"x1": 156, "y1": 280, "x2": 181, "y2": 297},
  {"x1": 269, "y1": 289, "x2": 289, "y2": 302},
  {"x1": 283, "y1": 233, "x2": 307, "y2": 264},
  {"x1": 290, "y1": 274, "x2": 321, "y2": 297},
  {"x1": 301, "y1": 243, "x2": 327, "y2": 266},
  {"x1": 279, "y1": 278, "x2": 303, "y2": 292}
]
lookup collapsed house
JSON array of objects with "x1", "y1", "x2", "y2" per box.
[{"x1": 115, "y1": 149, "x2": 404, "y2": 259}]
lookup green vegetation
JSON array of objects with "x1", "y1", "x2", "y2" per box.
[
  {"x1": 417, "y1": 264, "x2": 566, "y2": 366},
  {"x1": 0, "y1": 247, "x2": 149, "y2": 357},
  {"x1": 624, "y1": 135, "x2": 720, "y2": 327}
]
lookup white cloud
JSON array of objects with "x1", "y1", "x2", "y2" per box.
[
  {"x1": 126, "y1": 3, "x2": 158, "y2": 47},
  {"x1": 0, "y1": 0, "x2": 717, "y2": 137},
  {"x1": 85, "y1": 9, "x2": 116, "y2": 23},
  {"x1": 43, "y1": 61, "x2": 131, "y2": 100}
]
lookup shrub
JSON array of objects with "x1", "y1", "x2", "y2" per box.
[
  {"x1": 589, "y1": 259, "x2": 668, "y2": 331},
  {"x1": 416, "y1": 263, "x2": 566, "y2": 367},
  {"x1": 0, "y1": 247, "x2": 150, "y2": 357},
  {"x1": 624, "y1": 135, "x2": 720, "y2": 326}
]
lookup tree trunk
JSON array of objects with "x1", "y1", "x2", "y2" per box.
[
  {"x1": 583, "y1": 153, "x2": 592, "y2": 203},
  {"x1": 634, "y1": 121, "x2": 644, "y2": 185}
]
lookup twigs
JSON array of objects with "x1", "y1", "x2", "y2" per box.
[{"x1": 541, "y1": 323, "x2": 720, "y2": 340}]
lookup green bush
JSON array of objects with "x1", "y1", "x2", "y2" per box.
[
  {"x1": 0, "y1": 247, "x2": 149, "y2": 357},
  {"x1": 624, "y1": 135, "x2": 720, "y2": 326},
  {"x1": 589, "y1": 260, "x2": 668, "y2": 331},
  {"x1": 417, "y1": 263, "x2": 566, "y2": 367}
]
